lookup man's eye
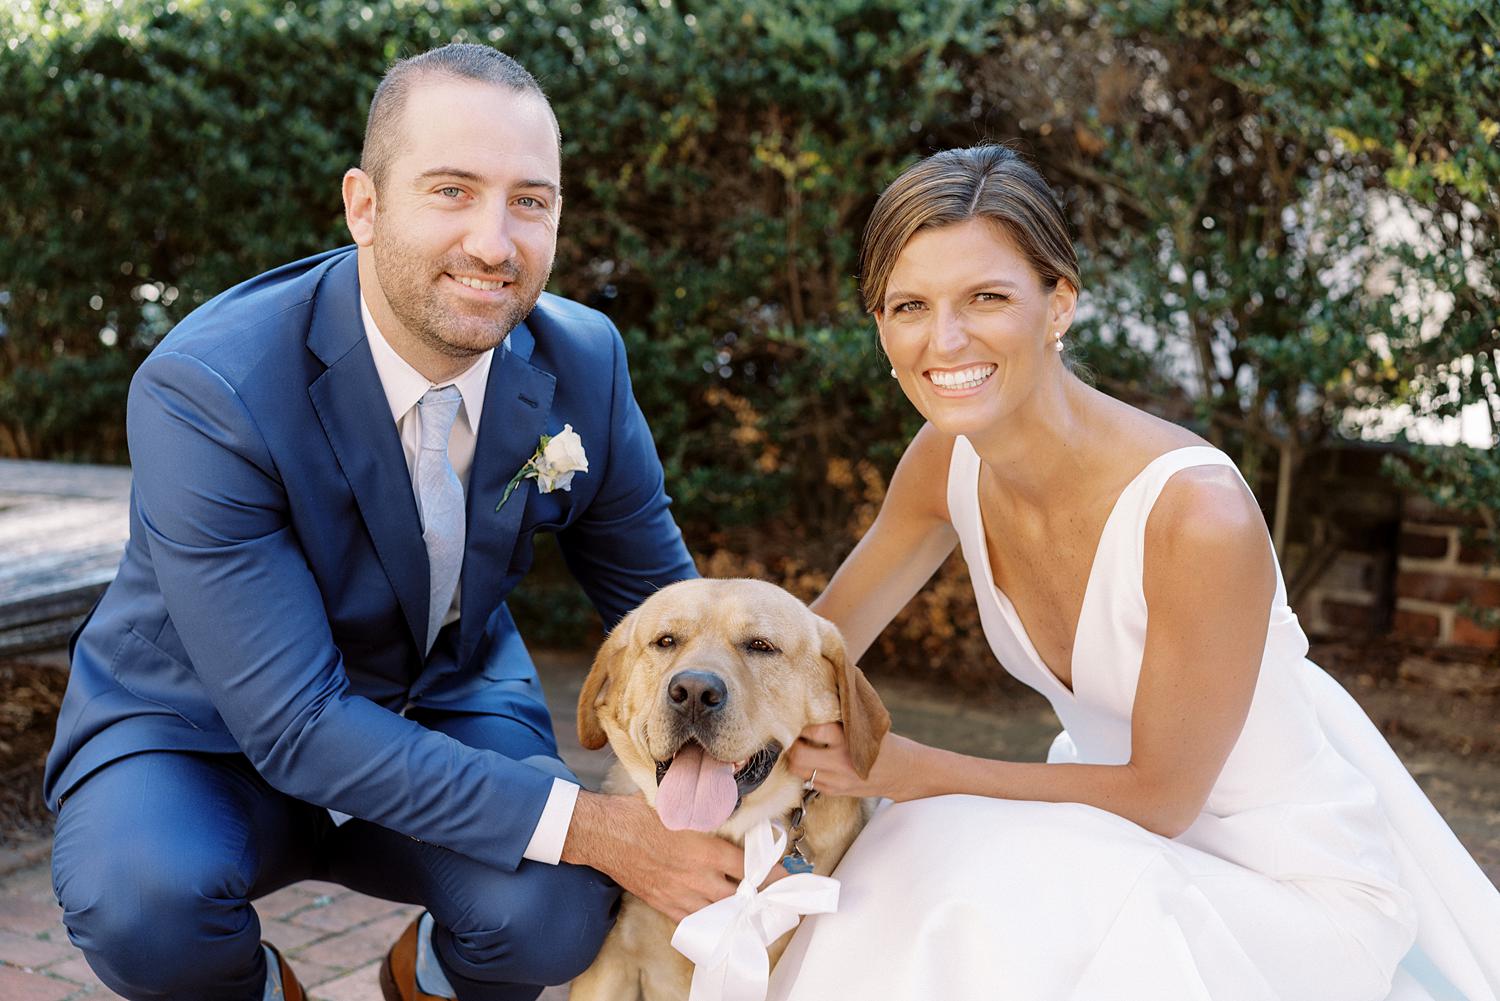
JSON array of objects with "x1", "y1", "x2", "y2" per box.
[
  {"x1": 438, "y1": 186, "x2": 464, "y2": 198},
  {"x1": 516, "y1": 196, "x2": 544, "y2": 209},
  {"x1": 975, "y1": 292, "x2": 1008, "y2": 303},
  {"x1": 653, "y1": 634, "x2": 676, "y2": 649}
]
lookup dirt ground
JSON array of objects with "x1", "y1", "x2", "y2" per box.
[
  {"x1": 0, "y1": 656, "x2": 66, "y2": 846},
  {"x1": 3, "y1": 639, "x2": 1497, "y2": 886},
  {"x1": 868, "y1": 639, "x2": 1500, "y2": 886}
]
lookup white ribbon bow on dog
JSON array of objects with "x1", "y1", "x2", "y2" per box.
[{"x1": 671, "y1": 819, "x2": 841, "y2": 1001}]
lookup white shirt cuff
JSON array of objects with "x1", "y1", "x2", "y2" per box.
[{"x1": 522, "y1": 777, "x2": 580, "y2": 865}]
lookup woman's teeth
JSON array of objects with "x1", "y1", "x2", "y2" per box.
[{"x1": 927, "y1": 364, "x2": 996, "y2": 390}]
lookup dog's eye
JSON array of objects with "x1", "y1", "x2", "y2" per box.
[
  {"x1": 746, "y1": 638, "x2": 778, "y2": 654},
  {"x1": 653, "y1": 634, "x2": 676, "y2": 649}
]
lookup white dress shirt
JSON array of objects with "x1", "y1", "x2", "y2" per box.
[{"x1": 354, "y1": 295, "x2": 579, "y2": 864}]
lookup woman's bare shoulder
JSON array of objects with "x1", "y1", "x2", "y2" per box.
[
  {"x1": 1091, "y1": 394, "x2": 1261, "y2": 544},
  {"x1": 1095, "y1": 391, "x2": 1210, "y2": 455},
  {"x1": 887, "y1": 422, "x2": 959, "y2": 525},
  {"x1": 1145, "y1": 461, "x2": 1272, "y2": 598}
]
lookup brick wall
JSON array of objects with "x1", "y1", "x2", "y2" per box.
[
  {"x1": 1393, "y1": 501, "x2": 1499, "y2": 649},
  {"x1": 1285, "y1": 445, "x2": 1498, "y2": 652},
  {"x1": 1287, "y1": 445, "x2": 1400, "y2": 641},
  {"x1": 1300, "y1": 550, "x2": 1388, "y2": 636}
]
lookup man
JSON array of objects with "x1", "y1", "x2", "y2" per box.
[{"x1": 45, "y1": 44, "x2": 744, "y2": 1001}]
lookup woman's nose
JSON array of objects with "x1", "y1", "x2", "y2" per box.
[{"x1": 932, "y1": 309, "x2": 969, "y2": 355}]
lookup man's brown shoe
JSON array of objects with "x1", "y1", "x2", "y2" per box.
[
  {"x1": 264, "y1": 941, "x2": 305, "y2": 1001},
  {"x1": 379, "y1": 915, "x2": 450, "y2": 1001}
]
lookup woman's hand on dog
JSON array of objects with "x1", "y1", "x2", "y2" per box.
[
  {"x1": 790, "y1": 723, "x2": 929, "y2": 801},
  {"x1": 562, "y1": 791, "x2": 745, "y2": 922}
]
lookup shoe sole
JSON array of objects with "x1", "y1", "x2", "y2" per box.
[{"x1": 378, "y1": 952, "x2": 401, "y2": 1001}]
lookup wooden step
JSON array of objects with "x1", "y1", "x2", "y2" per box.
[{"x1": 0, "y1": 462, "x2": 130, "y2": 656}]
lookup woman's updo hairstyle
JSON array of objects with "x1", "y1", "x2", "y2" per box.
[{"x1": 858, "y1": 145, "x2": 1080, "y2": 315}]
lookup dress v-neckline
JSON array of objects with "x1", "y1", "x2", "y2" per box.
[{"x1": 969, "y1": 447, "x2": 1203, "y2": 701}]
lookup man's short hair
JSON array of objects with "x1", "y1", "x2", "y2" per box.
[{"x1": 360, "y1": 43, "x2": 559, "y2": 188}]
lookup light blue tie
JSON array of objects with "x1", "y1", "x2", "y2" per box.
[{"x1": 415, "y1": 386, "x2": 465, "y2": 653}]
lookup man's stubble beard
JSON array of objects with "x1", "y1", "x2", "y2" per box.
[{"x1": 371, "y1": 223, "x2": 552, "y2": 360}]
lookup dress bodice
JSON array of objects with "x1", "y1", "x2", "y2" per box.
[{"x1": 946, "y1": 437, "x2": 1387, "y2": 877}]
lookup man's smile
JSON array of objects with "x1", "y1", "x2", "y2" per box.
[
  {"x1": 450, "y1": 274, "x2": 509, "y2": 291},
  {"x1": 444, "y1": 272, "x2": 516, "y2": 300}
]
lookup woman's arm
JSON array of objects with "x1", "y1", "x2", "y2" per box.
[
  {"x1": 795, "y1": 465, "x2": 1277, "y2": 839},
  {"x1": 812, "y1": 422, "x2": 961, "y2": 662}
]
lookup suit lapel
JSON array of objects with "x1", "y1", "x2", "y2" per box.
[
  {"x1": 306, "y1": 253, "x2": 429, "y2": 655},
  {"x1": 458, "y1": 320, "x2": 555, "y2": 666}
]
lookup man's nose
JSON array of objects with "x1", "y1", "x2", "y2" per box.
[{"x1": 464, "y1": 209, "x2": 518, "y2": 267}]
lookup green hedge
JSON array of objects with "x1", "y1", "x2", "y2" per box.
[
  {"x1": 0, "y1": 0, "x2": 994, "y2": 512},
  {"x1": 3, "y1": 0, "x2": 1495, "y2": 669},
  {"x1": 0, "y1": 0, "x2": 1002, "y2": 658}
]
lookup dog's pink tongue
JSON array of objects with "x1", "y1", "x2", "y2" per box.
[{"x1": 656, "y1": 743, "x2": 738, "y2": 831}]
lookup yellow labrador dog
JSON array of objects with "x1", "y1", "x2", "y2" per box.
[{"x1": 569, "y1": 578, "x2": 890, "y2": 1001}]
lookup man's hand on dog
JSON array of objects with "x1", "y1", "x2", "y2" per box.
[{"x1": 562, "y1": 792, "x2": 746, "y2": 922}]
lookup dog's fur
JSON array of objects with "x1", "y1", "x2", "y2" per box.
[{"x1": 568, "y1": 578, "x2": 890, "y2": 1001}]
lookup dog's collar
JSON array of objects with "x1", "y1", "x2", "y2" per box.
[{"x1": 779, "y1": 786, "x2": 820, "y2": 875}]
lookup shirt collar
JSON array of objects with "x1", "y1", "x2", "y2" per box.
[{"x1": 360, "y1": 294, "x2": 492, "y2": 436}]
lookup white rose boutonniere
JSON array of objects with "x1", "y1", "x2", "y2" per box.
[{"x1": 497, "y1": 424, "x2": 589, "y2": 509}]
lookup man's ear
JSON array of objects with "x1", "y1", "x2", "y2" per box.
[
  {"x1": 577, "y1": 611, "x2": 633, "y2": 750},
  {"x1": 817, "y1": 616, "x2": 891, "y2": 779},
  {"x1": 342, "y1": 167, "x2": 377, "y2": 247}
]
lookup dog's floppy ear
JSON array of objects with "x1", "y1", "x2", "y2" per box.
[
  {"x1": 578, "y1": 611, "x2": 634, "y2": 750},
  {"x1": 817, "y1": 616, "x2": 891, "y2": 779}
]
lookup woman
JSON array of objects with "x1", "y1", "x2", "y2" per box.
[{"x1": 769, "y1": 146, "x2": 1500, "y2": 1001}]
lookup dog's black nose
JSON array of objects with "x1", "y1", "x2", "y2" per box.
[{"x1": 667, "y1": 670, "x2": 728, "y2": 719}]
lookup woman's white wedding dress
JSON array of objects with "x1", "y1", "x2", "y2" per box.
[{"x1": 767, "y1": 441, "x2": 1500, "y2": 1001}]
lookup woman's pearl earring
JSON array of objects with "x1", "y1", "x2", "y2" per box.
[
  {"x1": 890, "y1": 367, "x2": 898, "y2": 378},
  {"x1": 1053, "y1": 330, "x2": 1064, "y2": 353}
]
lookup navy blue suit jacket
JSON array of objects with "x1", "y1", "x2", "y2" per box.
[{"x1": 44, "y1": 247, "x2": 696, "y2": 871}]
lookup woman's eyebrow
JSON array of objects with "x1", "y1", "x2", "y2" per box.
[{"x1": 886, "y1": 278, "x2": 1021, "y2": 303}]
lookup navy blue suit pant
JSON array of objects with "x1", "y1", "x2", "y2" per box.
[{"x1": 50, "y1": 711, "x2": 618, "y2": 1001}]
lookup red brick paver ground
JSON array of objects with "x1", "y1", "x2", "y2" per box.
[{"x1": 0, "y1": 857, "x2": 572, "y2": 1000}]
